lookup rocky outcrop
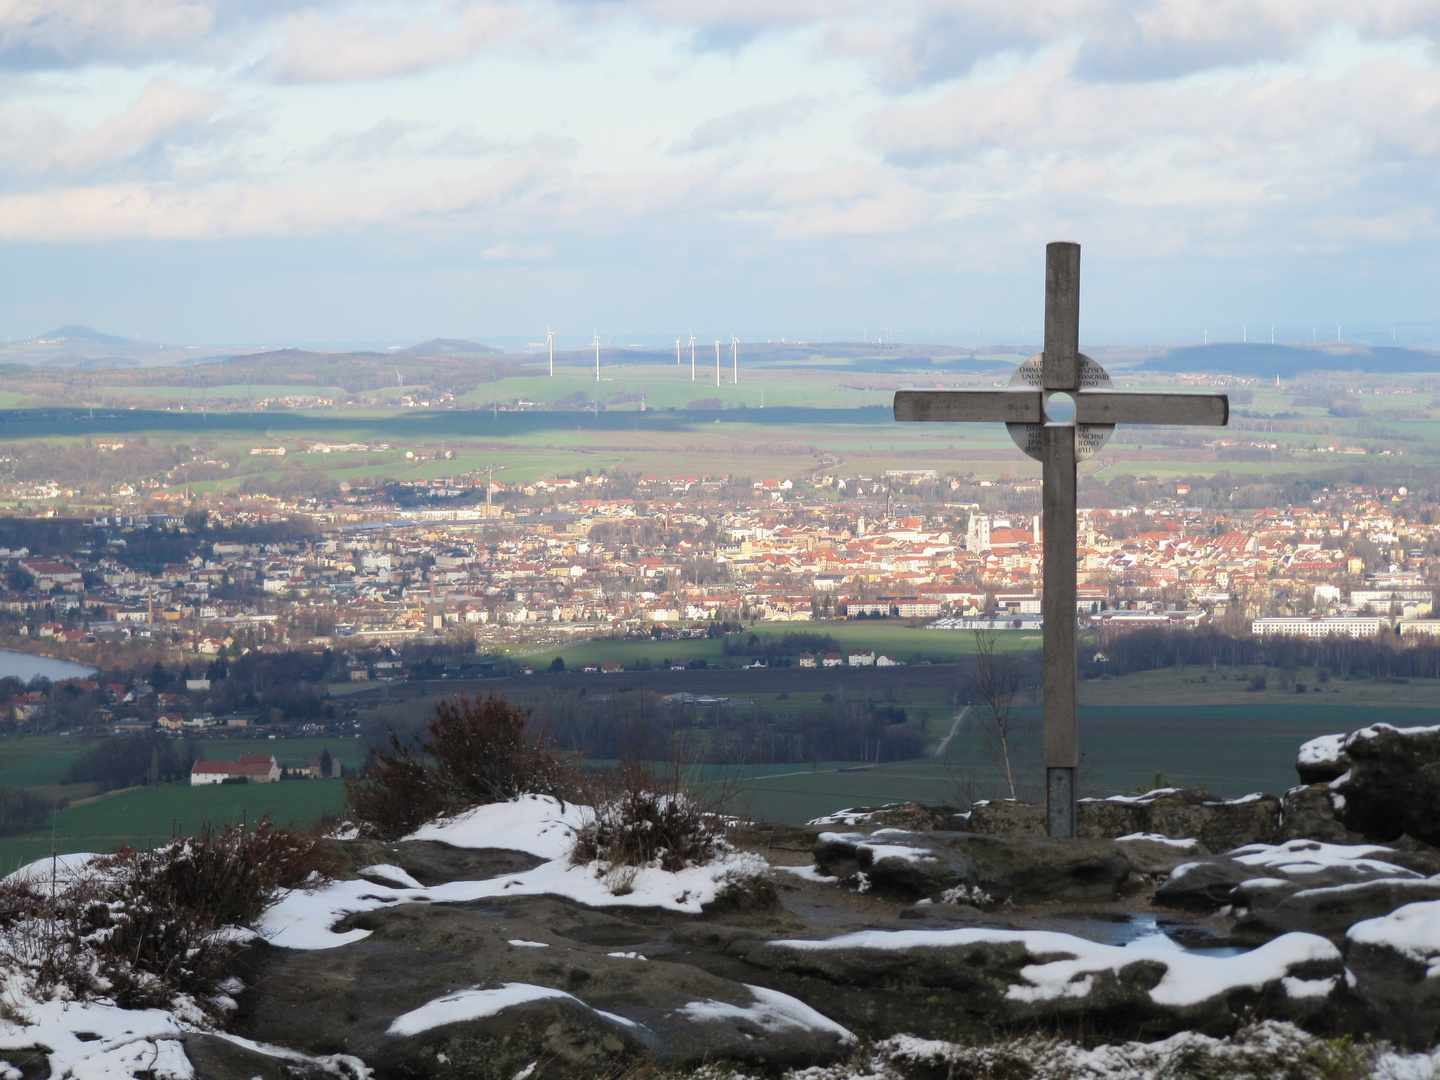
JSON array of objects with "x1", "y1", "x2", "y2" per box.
[
  {"x1": 694, "y1": 926, "x2": 1353, "y2": 1042},
  {"x1": 963, "y1": 790, "x2": 1280, "y2": 851},
  {"x1": 1079, "y1": 790, "x2": 1281, "y2": 852},
  {"x1": 1280, "y1": 784, "x2": 1365, "y2": 844},
  {"x1": 965, "y1": 800, "x2": 1047, "y2": 838},
  {"x1": 1326, "y1": 725, "x2": 1440, "y2": 845},
  {"x1": 812, "y1": 829, "x2": 1145, "y2": 904},
  {"x1": 1156, "y1": 838, "x2": 1438, "y2": 915},
  {"x1": 1345, "y1": 899, "x2": 1440, "y2": 1048},
  {"x1": 1296, "y1": 733, "x2": 1351, "y2": 785},
  {"x1": 330, "y1": 837, "x2": 545, "y2": 886},
  {"x1": 236, "y1": 896, "x2": 855, "y2": 1078},
  {"x1": 810, "y1": 802, "x2": 965, "y2": 832},
  {"x1": 1154, "y1": 858, "x2": 1273, "y2": 910},
  {"x1": 1236, "y1": 878, "x2": 1440, "y2": 941}
]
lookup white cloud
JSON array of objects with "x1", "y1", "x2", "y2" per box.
[
  {"x1": 307, "y1": 118, "x2": 415, "y2": 162},
  {"x1": 258, "y1": 2, "x2": 537, "y2": 83},
  {"x1": 671, "y1": 96, "x2": 817, "y2": 153},
  {"x1": 481, "y1": 241, "x2": 554, "y2": 259},
  {"x1": 0, "y1": 0, "x2": 214, "y2": 70},
  {"x1": 0, "y1": 77, "x2": 245, "y2": 182},
  {"x1": 7, "y1": 0, "x2": 1440, "y2": 335}
]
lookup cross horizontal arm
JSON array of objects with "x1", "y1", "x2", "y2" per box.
[
  {"x1": 893, "y1": 389, "x2": 1042, "y2": 424},
  {"x1": 1075, "y1": 391, "x2": 1228, "y2": 427}
]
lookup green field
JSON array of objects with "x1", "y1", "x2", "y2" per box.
[
  {"x1": 0, "y1": 351, "x2": 1434, "y2": 492},
  {"x1": 0, "y1": 736, "x2": 95, "y2": 788},
  {"x1": 0, "y1": 735, "x2": 370, "y2": 791},
  {"x1": 0, "y1": 692, "x2": 1420, "y2": 859},
  {"x1": 725, "y1": 703, "x2": 1404, "y2": 824},
  {"x1": 516, "y1": 621, "x2": 1035, "y2": 670},
  {"x1": 0, "y1": 780, "x2": 347, "y2": 873}
]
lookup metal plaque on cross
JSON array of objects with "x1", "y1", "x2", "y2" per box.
[{"x1": 893, "y1": 242, "x2": 1229, "y2": 838}]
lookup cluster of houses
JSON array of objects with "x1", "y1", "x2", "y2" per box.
[{"x1": 0, "y1": 477, "x2": 1430, "y2": 660}]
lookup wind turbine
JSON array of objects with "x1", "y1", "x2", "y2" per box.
[
  {"x1": 592, "y1": 331, "x2": 601, "y2": 414},
  {"x1": 714, "y1": 340, "x2": 721, "y2": 388},
  {"x1": 689, "y1": 331, "x2": 696, "y2": 381},
  {"x1": 546, "y1": 326, "x2": 555, "y2": 376},
  {"x1": 730, "y1": 334, "x2": 738, "y2": 385},
  {"x1": 675, "y1": 339, "x2": 681, "y2": 367}
]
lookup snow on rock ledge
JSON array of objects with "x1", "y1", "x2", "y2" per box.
[
  {"x1": 742, "y1": 926, "x2": 1346, "y2": 1037},
  {"x1": 403, "y1": 794, "x2": 588, "y2": 859},
  {"x1": 262, "y1": 796, "x2": 772, "y2": 949},
  {"x1": 1321, "y1": 724, "x2": 1440, "y2": 846},
  {"x1": 1346, "y1": 898, "x2": 1440, "y2": 1047}
]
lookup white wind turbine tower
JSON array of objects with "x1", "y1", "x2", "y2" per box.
[
  {"x1": 714, "y1": 340, "x2": 721, "y2": 387},
  {"x1": 675, "y1": 339, "x2": 681, "y2": 367},
  {"x1": 730, "y1": 334, "x2": 738, "y2": 384},
  {"x1": 546, "y1": 326, "x2": 555, "y2": 376},
  {"x1": 592, "y1": 331, "x2": 602, "y2": 413},
  {"x1": 689, "y1": 331, "x2": 697, "y2": 381}
]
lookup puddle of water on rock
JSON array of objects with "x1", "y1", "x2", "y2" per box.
[{"x1": 1121, "y1": 913, "x2": 1248, "y2": 957}]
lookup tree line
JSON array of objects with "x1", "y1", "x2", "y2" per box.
[{"x1": 1084, "y1": 626, "x2": 1440, "y2": 681}]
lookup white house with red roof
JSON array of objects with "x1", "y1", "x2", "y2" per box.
[{"x1": 190, "y1": 753, "x2": 280, "y2": 786}]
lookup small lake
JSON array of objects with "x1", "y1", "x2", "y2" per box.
[{"x1": 0, "y1": 648, "x2": 97, "y2": 683}]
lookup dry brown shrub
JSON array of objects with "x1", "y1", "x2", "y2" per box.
[
  {"x1": 345, "y1": 693, "x2": 572, "y2": 840},
  {"x1": 570, "y1": 760, "x2": 728, "y2": 873},
  {"x1": 0, "y1": 818, "x2": 335, "y2": 1012}
]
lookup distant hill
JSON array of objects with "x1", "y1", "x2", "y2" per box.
[
  {"x1": 34, "y1": 325, "x2": 136, "y2": 346},
  {"x1": 1141, "y1": 343, "x2": 1440, "y2": 377},
  {"x1": 396, "y1": 338, "x2": 503, "y2": 356},
  {"x1": 222, "y1": 348, "x2": 381, "y2": 364}
]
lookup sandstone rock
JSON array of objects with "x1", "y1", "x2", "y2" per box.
[
  {"x1": 1156, "y1": 839, "x2": 1427, "y2": 911},
  {"x1": 1079, "y1": 789, "x2": 1281, "y2": 852},
  {"x1": 0, "y1": 1048, "x2": 47, "y2": 1080},
  {"x1": 1236, "y1": 878, "x2": 1440, "y2": 942},
  {"x1": 1155, "y1": 859, "x2": 1270, "y2": 909},
  {"x1": 1116, "y1": 836, "x2": 1213, "y2": 877},
  {"x1": 722, "y1": 926, "x2": 1350, "y2": 1041},
  {"x1": 1231, "y1": 876, "x2": 1303, "y2": 910},
  {"x1": 332, "y1": 838, "x2": 544, "y2": 886},
  {"x1": 811, "y1": 802, "x2": 965, "y2": 831},
  {"x1": 1328, "y1": 724, "x2": 1440, "y2": 845},
  {"x1": 236, "y1": 896, "x2": 854, "y2": 1077},
  {"x1": 965, "y1": 800, "x2": 1046, "y2": 838},
  {"x1": 1280, "y1": 784, "x2": 1364, "y2": 844},
  {"x1": 1345, "y1": 899, "x2": 1440, "y2": 1048},
  {"x1": 1296, "y1": 732, "x2": 1351, "y2": 785},
  {"x1": 897, "y1": 901, "x2": 1013, "y2": 924},
  {"x1": 180, "y1": 1034, "x2": 350, "y2": 1080},
  {"x1": 966, "y1": 790, "x2": 1281, "y2": 851},
  {"x1": 366, "y1": 991, "x2": 652, "y2": 1080},
  {"x1": 813, "y1": 830, "x2": 1136, "y2": 904}
]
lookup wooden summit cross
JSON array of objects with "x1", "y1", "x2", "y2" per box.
[{"x1": 895, "y1": 242, "x2": 1230, "y2": 838}]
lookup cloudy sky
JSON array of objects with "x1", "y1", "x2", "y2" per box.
[{"x1": 3, "y1": 0, "x2": 1440, "y2": 345}]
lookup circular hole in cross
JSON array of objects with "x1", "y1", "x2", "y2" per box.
[{"x1": 1045, "y1": 391, "x2": 1077, "y2": 424}]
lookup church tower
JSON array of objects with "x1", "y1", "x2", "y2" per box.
[{"x1": 966, "y1": 511, "x2": 991, "y2": 551}]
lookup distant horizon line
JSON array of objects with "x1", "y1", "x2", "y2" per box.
[{"x1": 8, "y1": 325, "x2": 1440, "y2": 355}]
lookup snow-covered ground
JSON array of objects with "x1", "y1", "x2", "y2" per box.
[
  {"x1": 10, "y1": 795, "x2": 1440, "y2": 1080},
  {"x1": 259, "y1": 796, "x2": 771, "y2": 950}
]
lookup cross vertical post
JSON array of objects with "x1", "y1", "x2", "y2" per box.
[{"x1": 1042, "y1": 241, "x2": 1081, "y2": 836}]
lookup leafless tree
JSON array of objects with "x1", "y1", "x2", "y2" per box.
[{"x1": 971, "y1": 628, "x2": 1023, "y2": 800}]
